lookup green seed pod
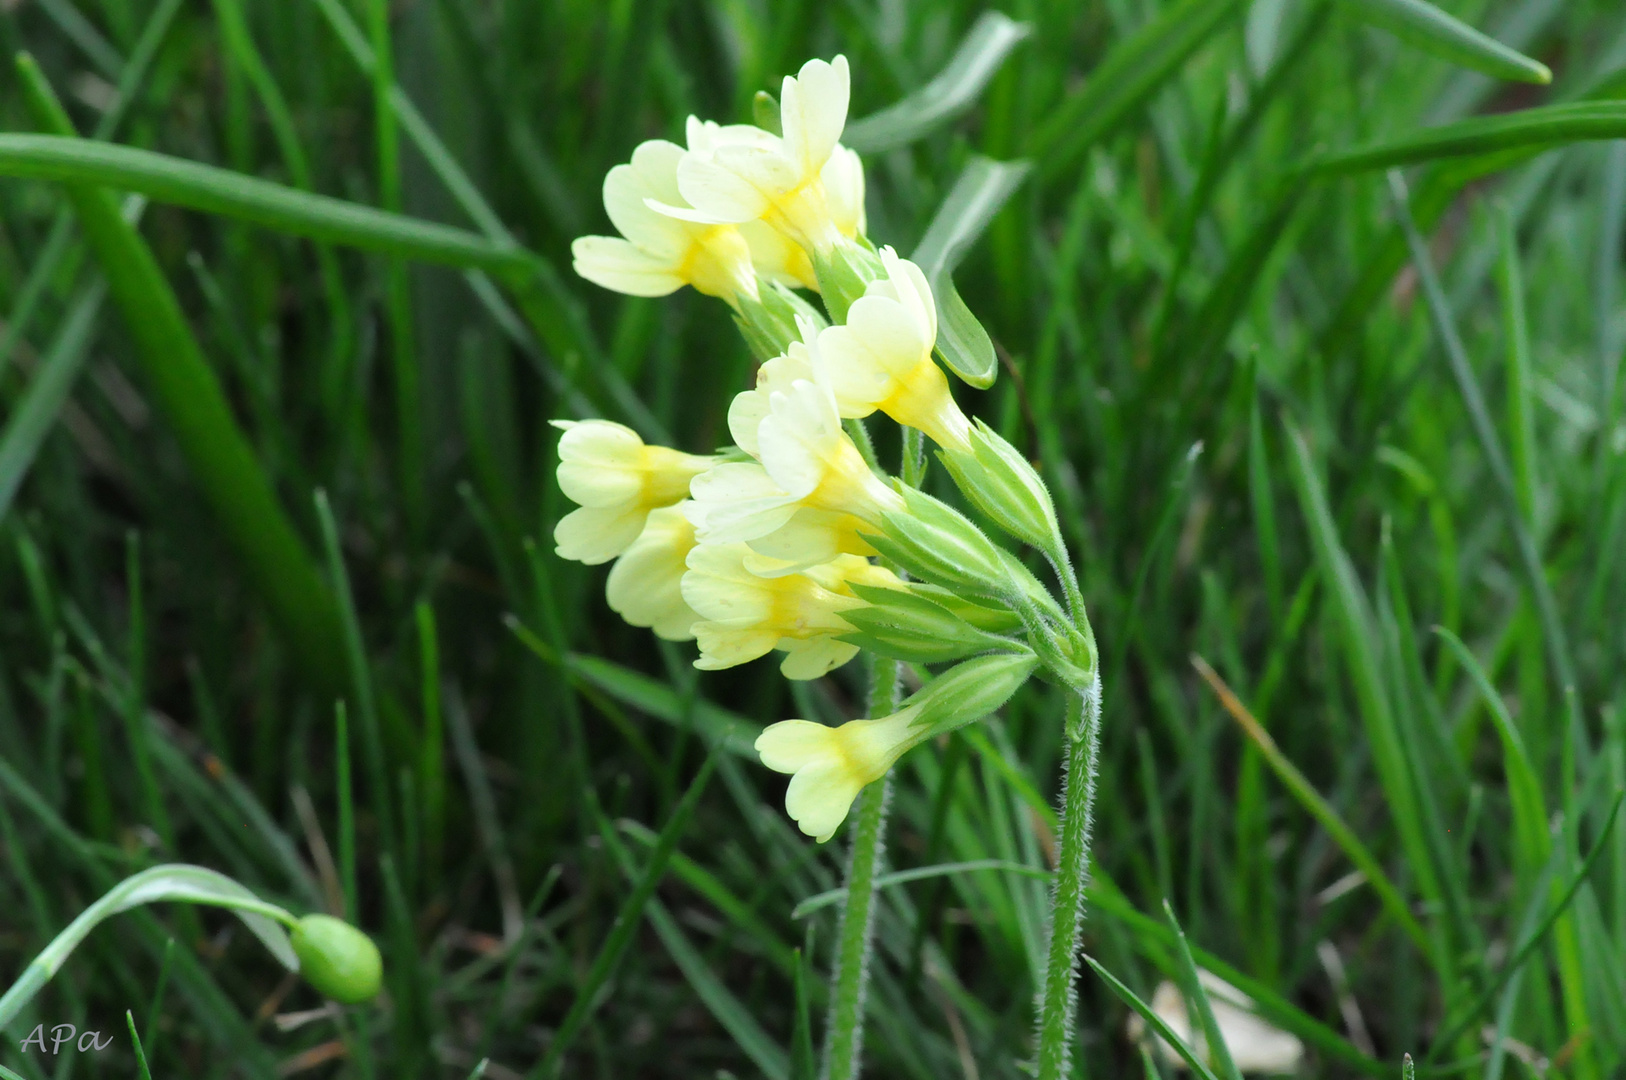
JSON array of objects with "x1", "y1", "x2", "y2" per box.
[
  {"x1": 939, "y1": 419, "x2": 1061, "y2": 556},
  {"x1": 291, "y1": 915, "x2": 382, "y2": 1004}
]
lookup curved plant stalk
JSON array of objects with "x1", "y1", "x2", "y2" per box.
[{"x1": 821, "y1": 658, "x2": 899, "y2": 1080}]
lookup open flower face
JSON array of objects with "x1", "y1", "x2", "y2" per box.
[
  {"x1": 571, "y1": 139, "x2": 757, "y2": 304},
  {"x1": 605, "y1": 504, "x2": 701, "y2": 640},
  {"x1": 682, "y1": 546, "x2": 898, "y2": 678},
  {"x1": 690, "y1": 377, "x2": 900, "y2": 573},
  {"x1": 818, "y1": 248, "x2": 972, "y2": 452},
  {"x1": 672, "y1": 57, "x2": 854, "y2": 256},
  {"x1": 754, "y1": 707, "x2": 924, "y2": 841},
  {"x1": 552, "y1": 420, "x2": 717, "y2": 565}
]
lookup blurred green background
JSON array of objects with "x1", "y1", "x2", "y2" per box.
[{"x1": 0, "y1": 0, "x2": 1624, "y2": 1076}]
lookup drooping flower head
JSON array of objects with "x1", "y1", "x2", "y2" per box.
[
  {"x1": 606, "y1": 504, "x2": 701, "y2": 640},
  {"x1": 755, "y1": 652, "x2": 1038, "y2": 841},
  {"x1": 818, "y1": 248, "x2": 972, "y2": 453},
  {"x1": 683, "y1": 545, "x2": 900, "y2": 678},
  {"x1": 755, "y1": 708, "x2": 923, "y2": 842},
  {"x1": 552, "y1": 420, "x2": 717, "y2": 565}
]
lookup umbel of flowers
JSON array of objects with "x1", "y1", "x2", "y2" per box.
[{"x1": 554, "y1": 56, "x2": 1099, "y2": 844}]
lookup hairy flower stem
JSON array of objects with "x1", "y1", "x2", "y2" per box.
[
  {"x1": 1034, "y1": 685, "x2": 1103, "y2": 1080},
  {"x1": 822, "y1": 654, "x2": 899, "y2": 1080}
]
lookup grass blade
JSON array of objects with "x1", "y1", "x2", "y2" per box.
[
  {"x1": 531, "y1": 754, "x2": 717, "y2": 1078},
  {"x1": 1191, "y1": 656, "x2": 1430, "y2": 954},
  {"x1": 0, "y1": 135, "x2": 540, "y2": 277},
  {"x1": 1160, "y1": 900, "x2": 1242, "y2": 1080},
  {"x1": 1331, "y1": 0, "x2": 1550, "y2": 83},
  {"x1": 1083, "y1": 954, "x2": 1222, "y2": 1080},
  {"x1": 843, "y1": 12, "x2": 1032, "y2": 153},
  {"x1": 0, "y1": 279, "x2": 105, "y2": 524},
  {"x1": 1308, "y1": 103, "x2": 1626, "y2": 174},
  {"x1": 1028, "y1": 0, "x2": 1243, "y2": 176},
  {"x1": 13, "y1": 53, "x2": 347, "y2": 692}
]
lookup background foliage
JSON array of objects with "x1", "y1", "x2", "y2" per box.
[{"x1": 0, "y1": 0, "x2": 1624, "y2": 1077}]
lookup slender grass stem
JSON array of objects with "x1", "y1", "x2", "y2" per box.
[
  {"x1": 1034, "y1": 683, "x2": 1102, "y2": 1080},
  {"x1": 821, "y1": 655, "x2": 899, "y2": 1080}
]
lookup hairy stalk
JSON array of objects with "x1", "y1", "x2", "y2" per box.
[
  {"x1": 1034, "y1": 682, "x2": 1103, "y2": 1079},
  {"x1": 822, "y1": 654, "x2": 899, "y2": 1080}
]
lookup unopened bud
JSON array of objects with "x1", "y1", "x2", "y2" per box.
[
  {"x1": 291, "y1": 915, "x2": 382, "y2": 1004},
  {"x1": 840, "y1": 582, "x2": 1019, "y2": 664},
  {"x1": 940, "y1": 420, "x2": 1061, "y2": 555}
]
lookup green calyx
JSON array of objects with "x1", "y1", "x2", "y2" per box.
[
  {"x1": 939, "y1": 420, "x2": 1062, "y2": 556},
  {"x1": 812, "y1": 238, "x2": 883, "y2": 323},
  {"x1": 840, "y1": 582, "x2": 1019, "y2": 664},
  {"x1": 291, "y1": 915, "x2": 383, "y2": 1004}
]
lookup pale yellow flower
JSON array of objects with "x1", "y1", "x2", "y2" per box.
[
  {"x1": 687, "y1": 378, "x2": 902, "y2": 573},
  {"x1": 682, "y1": 546, "x2": 899, "y2": 678},
  {"x1": 571, "y1": 139, "x2": 758, "y2": 303},
  {"x1": 670, "y1": 57, "x2": 856, "y2": 256},
  {"x1": 727, "y1": 317, "x2": 819, "y2": 457},
  {"x1": 817, "y1": 247, "x2": 971, "y2": 452},
  {"x1": 552, "y1": 420, "x2": 716, "y2": 565},
  {"x1": 754, "y1": 707, "x2": 924, "y2": 841},
  {"x1": 605, "y1": 504, "x2": 700, "y2": 640}
]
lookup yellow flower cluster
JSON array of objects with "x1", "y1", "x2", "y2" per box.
[{"x1": 553, "y1": 55, "x2": 1086, "y2": 843}]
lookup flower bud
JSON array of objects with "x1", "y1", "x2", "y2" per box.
[
  {"x1": 291, "y1": 915, "x2": 382, "y2": 1005},
  {"x1": 863, "y1": 486, "x2": 1011, "y2": 603},
  {"x1": 939, "y1": 419, "x2": 1061, "y2": 555},
  {"x1": 839, "y1": 582, "x2": 1018, "y2": 664}
]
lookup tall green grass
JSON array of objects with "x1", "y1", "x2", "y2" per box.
[{"x1": 0, "y1": 0, "x2": 1624, "y2": 1076}]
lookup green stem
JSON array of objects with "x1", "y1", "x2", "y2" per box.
[
  {"x1": 1034, "y1": 684, "x2": 1103, "y2": 1080},
  {"x1": 822, "y1": 655, "x2": 899, "y2": 1080}
]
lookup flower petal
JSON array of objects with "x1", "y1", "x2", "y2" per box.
[
  {"x1": 605, "y1": 505, "x2": 698, "y2": 640},
  {"x1": 779, "y1": 636, "x2": 859, "y2": 680},
  {"x1": 783, "y1": 759, "x2": 863, "y2": 843},
  {"x1": 754, "y1": 718, "x2": 836, "y2": 774},
  {"x1": 781, "y1": 56, "x2": 849, "y2": 177},
  {"x1": 572, "y1": 236, "x2": 684, "y2": 297},
  {"x1": 553, "y1": 505, "x2": 645, "y2": 565}
]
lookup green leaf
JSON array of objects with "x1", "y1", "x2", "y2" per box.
[
  {"x1": 1028, "y1": 0, "x2": 1244, "y2": 174},
  {"x1": 0, "y1": 864, "x2": 299, "y2": 1028},
  {"x1": 0, "y1": 134, "x2": 540, "y2": 278},
  {"x1": 843, "y1": 12, "x2": 1032, "y2": 153},
  {"x1": 1083, "y1": 954, "x2": 1223, "y2": 1080},
  {"x1": 1331, "y1": 0, "x2": 1550, "y2": 84},
  {"x1": 912, "y1": 156, "x2": 1031, "y2": 387},
  {"x1": 1161, "y1": 901, "x2": 1243, "y2": 1080},
  {"x1": 1307, "y1": 102, "x2": 1626, "y2": 174}
]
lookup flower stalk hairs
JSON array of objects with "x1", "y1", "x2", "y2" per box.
[{"x1": 554, "y1": 52, "x2": 1104, "y2": 1080}]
